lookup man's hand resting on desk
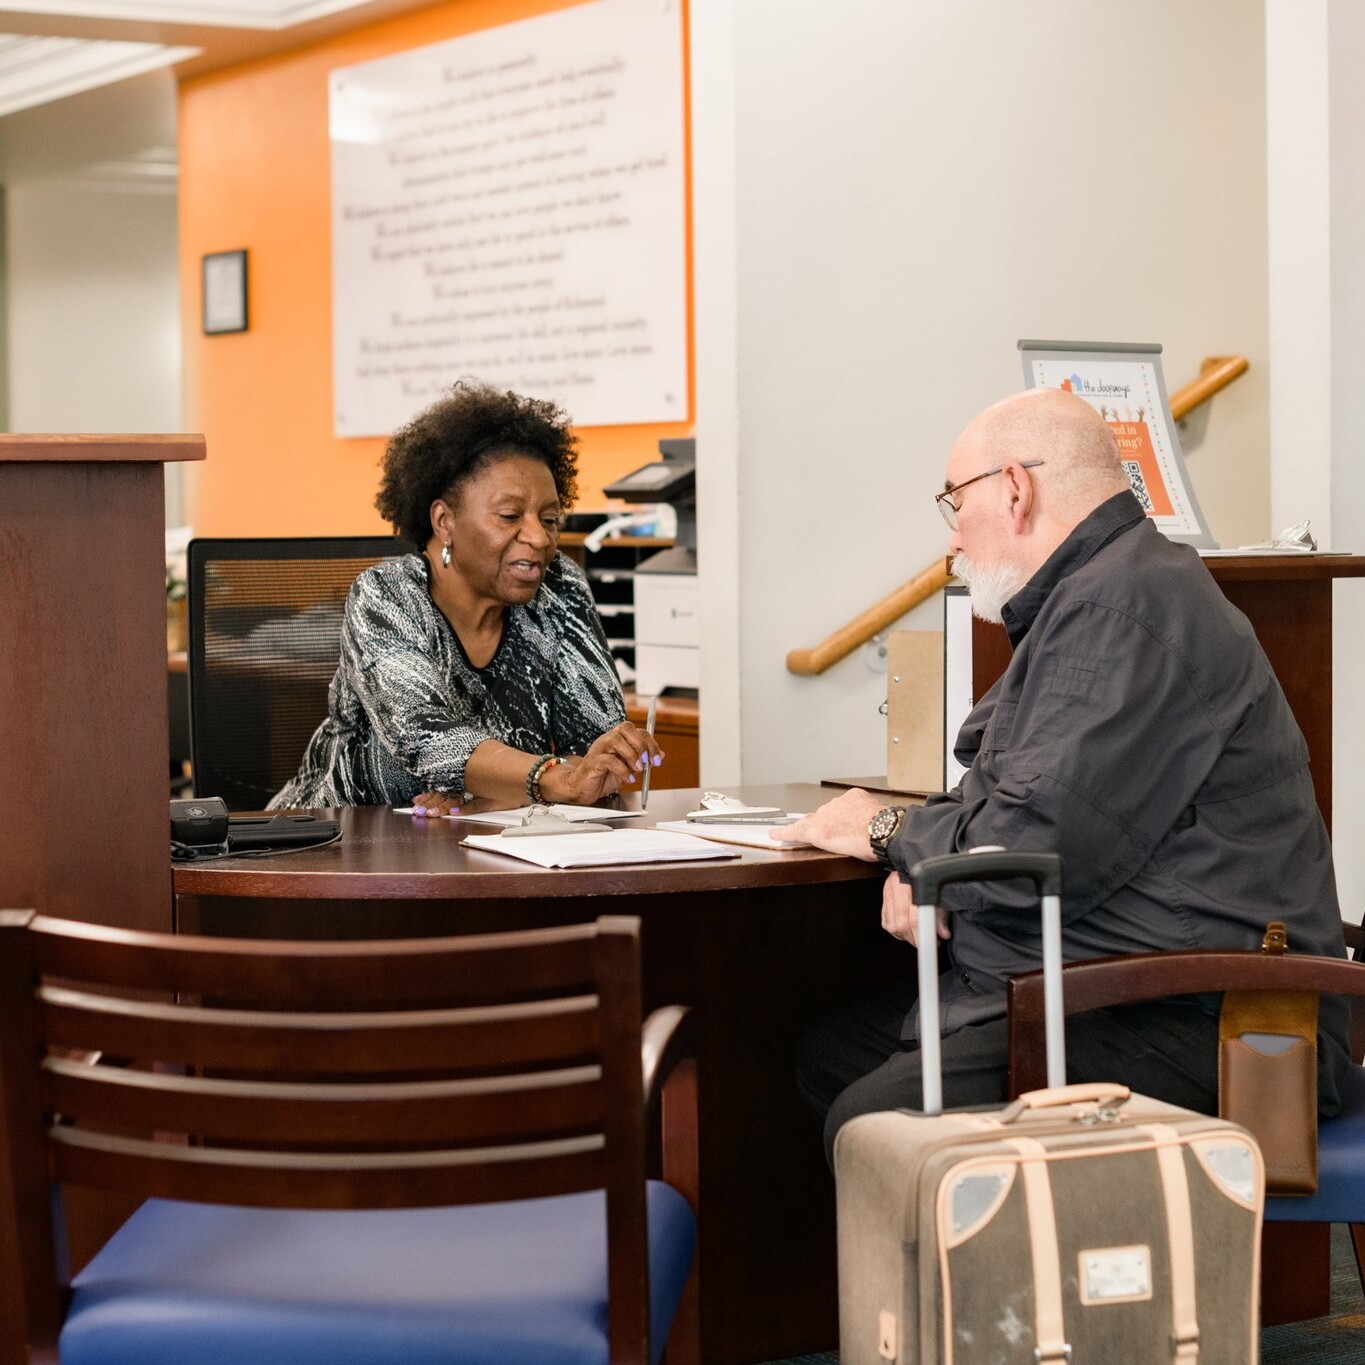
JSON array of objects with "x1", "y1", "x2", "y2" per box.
[
  {"x1": 782, "y1": 790, "x2": 952, "y2": 946},
  {"x1": 779, "y1": 788, "x2": 885, "y2": 860}
]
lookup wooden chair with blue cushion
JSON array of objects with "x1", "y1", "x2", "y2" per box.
[
  {"x1": 1007, "y1": 934, "x2": 1365, "y2": 1318},
  {"x1": 0, "y1": 911, "x2": 698, "y2": 1365}
]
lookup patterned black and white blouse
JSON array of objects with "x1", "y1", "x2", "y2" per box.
[{"x1": 269, "y1": 552, "x2": 625, "y2": 808}]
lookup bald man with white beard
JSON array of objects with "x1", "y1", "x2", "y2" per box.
[{"x1": 788, "y1": 389, "x2": 1350, "y2": 1164}]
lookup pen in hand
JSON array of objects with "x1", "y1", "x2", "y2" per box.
[{"x1": 641, "y1": 695, "x2": 658, "y2": 810}]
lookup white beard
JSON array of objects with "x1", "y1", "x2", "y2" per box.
[{"x1": 952, "y1": 552, "x2": 1029, "y2": 624}]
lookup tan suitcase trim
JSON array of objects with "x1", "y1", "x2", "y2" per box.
[
  {"x1": 1012, "y1": 1136, "x2": 1070, "y2": 1365},
  {"x1": 930, "y1": 1122, "x2": 1260, "y2": 1365},
  {"x1": 941, "y1": 1162, "x2": 1017, "y2": 1249},
  {"x1": 1188, "y1": 1132, "x2": 1265, "y2": 1213},
  {"x1": 876, "y1": 1308, "x2": 896, "y2": 1361},
  {"x1": 1143, "y1": 1123, "x2": 1201, "y2": 1363}
]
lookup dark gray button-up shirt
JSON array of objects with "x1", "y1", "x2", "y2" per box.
[{"x1": 889, "y1": 491, "x2": 1350, "y2": 1102}]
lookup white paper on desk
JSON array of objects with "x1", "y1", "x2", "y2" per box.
[
  {"x1": 1200, "y1": 546, "x2": 1335, "y2": 557},
  {"x1": 461, "y1": 828, "x2": 738, "y2": 868},
  {"x1": 394, "y1": 804, "x2": 640, "y2": 823},
  {"x1": 655, "y1": 819, "x2": 810, "y2": 851}
]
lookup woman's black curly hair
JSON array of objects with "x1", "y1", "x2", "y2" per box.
[{"x1": 375, "y1": 380, "x2": 579, "y2": 547}]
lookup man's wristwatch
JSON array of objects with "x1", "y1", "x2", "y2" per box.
[{"x1": 868, "y1": 805, "x2": 907, "y2": 868}]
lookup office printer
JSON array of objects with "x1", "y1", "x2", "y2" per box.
[{"x1": 603, "y1": 438, "x2": 697, "y2": 695}]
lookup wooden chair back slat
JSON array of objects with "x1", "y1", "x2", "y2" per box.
[
  {"x1": 39, "y1": 989, "x2": 601, "y2": 1073},
  {"x1": 30, "y1": 918, "x2": 599, "y2": 1006},
  {"x1": 49, "y1": 1126, "x2": 607, "y2": 1209},
  {"x1": 43, "y1": 1058, "x2": 606, "y2": 1146},
  {"x1": 1008, "y1": 949, "x2": 1365, "y2": 1096}
]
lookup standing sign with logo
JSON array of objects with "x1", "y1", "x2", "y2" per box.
[{"x1": 1018, "y1": 339, "x2": 1216, "y2": 549}]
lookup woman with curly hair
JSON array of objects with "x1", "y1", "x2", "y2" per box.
[{"x1": 270, "y1": 381, "x2": 659, "y2": 811}]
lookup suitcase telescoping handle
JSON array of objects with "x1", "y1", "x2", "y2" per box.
[{"x1": 908, "y1": 850, "x2": 1066, "y2": 1115}]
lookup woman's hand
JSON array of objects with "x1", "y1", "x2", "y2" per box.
[
  {"x1": 539, "y1": 722, "x2": 664, "y2": 804},
  {"x1": 410, "y1": 790, "x2": 462, "y2": 817}
]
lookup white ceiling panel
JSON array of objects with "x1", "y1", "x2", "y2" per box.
[
  {"x1": 0, "y1": 0, "x2": 426, "y2": 120},
  {"x1": 0, "y1": 0, "x2": 391, "y2": 33},
  {"x1": 0, "y1": 32, "x2": 196, "y2": 116}
]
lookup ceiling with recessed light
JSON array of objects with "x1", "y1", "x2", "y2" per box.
[{"x1": 0, "y1": 0, "x2": 437, "y2": 118}]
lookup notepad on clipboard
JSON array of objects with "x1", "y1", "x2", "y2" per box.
[{"x1": 461, "y1": 828, "x2": 738, "y2": 869}]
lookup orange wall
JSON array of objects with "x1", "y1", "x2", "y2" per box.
[{"x1": 179, "y1": 0, "x2": 693, "y2": 536}]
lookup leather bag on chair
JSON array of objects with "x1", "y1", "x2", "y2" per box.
[{"x1": 1220, "y1": 922, "x2": 1319, "y2": 1195}]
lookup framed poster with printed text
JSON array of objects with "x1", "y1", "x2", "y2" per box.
[
  {"x1": 329, "y1": 0, "x2": 687, "y2": 437},
  {"x1": 1019, "y1": 339, "x2": 1215, "y2": 548}
]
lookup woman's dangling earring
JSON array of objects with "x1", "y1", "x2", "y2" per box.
[{"x1": 441, "y1": 543, "x2": 452, "y2": 569}]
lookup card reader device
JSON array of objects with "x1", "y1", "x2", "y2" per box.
[{"x1": 171, "y1": 796, "x2": 340, "y2": 858}]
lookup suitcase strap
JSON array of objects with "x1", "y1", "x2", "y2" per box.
[
  {"x1": 1003, "y1": 1126, "x2": 1201, "y2": 1364},
  {"x1": 1006, "y1": 1138, "x2": 1069, "y2": 1363},
  {"x1": 1145, "y1": 1124, "x2": 1201, "y2": 1363}
]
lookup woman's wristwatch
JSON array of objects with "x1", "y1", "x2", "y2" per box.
[{"x1": 867, "y1": 805, "x2": 907, "y2": 868}]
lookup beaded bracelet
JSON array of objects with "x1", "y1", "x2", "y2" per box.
[{"x1": 525, "y1": 753, "x2": 562, "y2": 803}]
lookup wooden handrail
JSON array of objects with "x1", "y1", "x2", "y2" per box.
[
  {"x1": 785, "y1": 353, "x2": 1249, "y2": 676},
  {"x1": 1168, "y1": 354, "x2": 1249, "y2": 422},
  {"x1": 785, "y1": 560, "x2": 953, "y2": 678}
]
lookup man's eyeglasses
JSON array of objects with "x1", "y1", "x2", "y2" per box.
[{"x1": 935, "y1": 460, "x2": 1044, "y2": 530}]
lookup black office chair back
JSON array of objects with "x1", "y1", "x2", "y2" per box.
[{"x1": 188, "y1": 536, "x2": 414, "y2": 810}]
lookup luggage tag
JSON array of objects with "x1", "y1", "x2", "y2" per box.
[{"x1": 501, "y1": 805, "x2": 613, "y2": 837}]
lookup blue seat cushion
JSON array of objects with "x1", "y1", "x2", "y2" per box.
[
  {"x1": 60, "y1": 1184, "x2": 695, "y2": 1365},
  {"x1": 1265, "y1": 1062, "x2": 1365, "y2": 1222}
]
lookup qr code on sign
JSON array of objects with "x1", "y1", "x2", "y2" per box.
[{"x1": 1123, "y1": 461, "x2": 1153, "y2": 512}]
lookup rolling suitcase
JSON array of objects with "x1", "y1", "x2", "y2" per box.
[{"x1": 835, "y1": 850, "x2": 1265, "y2": 1365}]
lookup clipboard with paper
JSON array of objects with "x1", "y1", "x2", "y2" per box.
[
  {"x1": 461, "y1": 826, "x2": 738, "y2": 869},
  {"x1": 655, "y1": 791, "x2": 811, "y2": 850}
]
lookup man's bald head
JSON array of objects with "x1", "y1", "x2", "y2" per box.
[
  {"x1": 959, "y1": 388, "x2": 1129, "y2": 512},
  {"x1": 944, "y1": 389, "x2": 1134, "y2": 618}
]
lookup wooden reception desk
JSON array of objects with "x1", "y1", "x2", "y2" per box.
[
  {"x1": 0, "y1": 434, "x2": 205, "y2": 1360},
  {"x1": 0, "y1": 434, "x2": 204, "y2": 931}
]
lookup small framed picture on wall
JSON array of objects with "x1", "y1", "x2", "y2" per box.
[{"x1": 202, "y1": 249, "x2": 248, "y2": 335}]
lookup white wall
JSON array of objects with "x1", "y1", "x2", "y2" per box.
[
  {"x1": 7, "y1": 183, "x2": 180, "y2": 434},
  {"x1": 1327, "y1": 4, "x2": 1365, "y2": 924},
  {"x1": 694, "y1": 0, "x2": 1271, "y2": 786},
  {"x1": 1266, "y1": 0, "x2": 1365, "y2": 922},
  {"x1": 691, "y1": 0, "x2": 742, "y2": 785},
  {"x1": 0, "y1": 73, "x2": 183, "y2": 519}
]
